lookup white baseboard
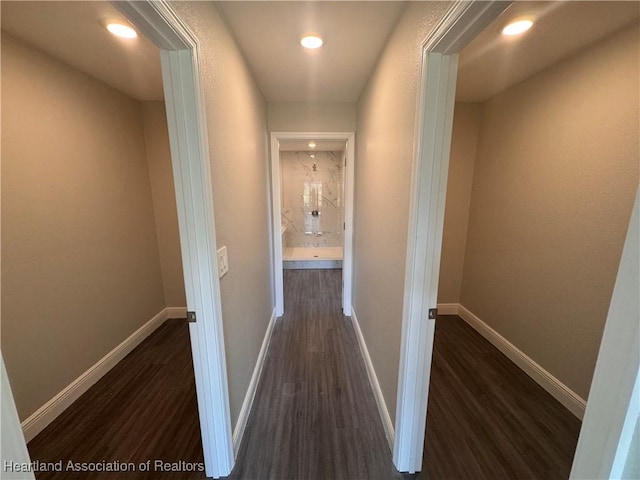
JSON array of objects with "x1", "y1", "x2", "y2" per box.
[
  {"x1": 232, "y1": 308, "x2": 278, "y2": 456},
  {"x1": 350, "y1": 308, "x2": 395, "y2": 451},
  {"x1": 450, "y1": 303, "x2": 586, "y2": 419},
  {"x1": 166, "y1": 306, "x2": 188, "y2": 319},
  {"x1": 21, "y1": 307, "x2": 177, "y2": 442}
]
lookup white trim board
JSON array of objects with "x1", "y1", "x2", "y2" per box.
[
  {"x1": 2, "y1": 355, "x2": 35, "y2": 480},
  {"x1": 21, "y1": 307, "x2": 175, "y2": 442},
  {"x1": 116, "y1": 2, "x2": 236, "y2": 476},
  {"x1": 571, "y1": 187, "x2": 640, "y2": 479},
  {"x1": 232, "y1": 309, "x2": 277, "y2": 456},
  {"x1": 269, "y1": 132, "x2": 355, "y2": 317},
  {"x1": 351, "y1": 308, "x2": 395, "y2": 451},
  {"x1": 439, "y1": 303, "x2": 586, "y2": 419},
  {"x1": 393, "y1": 1, "x2": 509, "y2": 472}
]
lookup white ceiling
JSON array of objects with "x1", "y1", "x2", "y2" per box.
[
  {"x1": 1, "y1": 1, "x2": 637, "y2": 105},
  {"x1": 1, "y1": 1, "x2": 164, "y2": 102},
  {"x1": 456, "y1": 1, "x2": 640, "y2": 102},
  {"x1": 216, "y1": 1, "x2": 406, "y2": 102}
]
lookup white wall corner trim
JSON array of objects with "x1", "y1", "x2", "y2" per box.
[
  {"x1": 456, "y1": 304, "x2": 587, "y2": 419},
  {"x1": 394, "y1": 50, "x2": 457, "y2": 474},
  {"x1": 21, "y1": 307, "x2": 172, "y2": 442},
  {"x1": 115, "y1": 2, "x2": 236, "y2": 477},
  {"x1": 351, "y1": 308, "x2": 395, "y2": 451},
  {"x1": 2, "y1": 356, "x2": 35, "y2": 480},
  {"x1": 570, "y1": 187, "x2": 640, "y2": 479},
  {"x1": 269, "y1": 132, "x2": 355, "y2": 318},
  {"x1": 232, "y1": 309, "x2": 278, "y2": 456},
  {"x1": 393, "y1": 0, "x2": 509, "y2": 472}
]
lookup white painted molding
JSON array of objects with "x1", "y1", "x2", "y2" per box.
[
  {"x1": 21, "y1": 308, "x2": 171, "y2": 442},
  {"x1": 425, "y1": 1, "x2": 512, "y2": 54},
  {"x1": 394, "y1": 38, "x2": 459, "y2": 480},
  {"x1": 435, "y1": 303, "x2": 588, "y2": 420},
  {"x1": 571, "y1": 187, "x2": 640, "y2": 479},
  {"x1": 269, "y1": 132, "x2": 355, "y2": 317},
  {"x1": 2, "y1": 356, "x2": 35, "y2": 480},
  {"x1": 342, "y1": 135, "x2": 356, "y2": 316},
  {"x1": 166, "y1": 306, "x2": 188, "y2": 319},
  {"x1": 394, "y1": 1, "x2": 510, "y2": 472},
  {"x1": 351, "y1": 308, "x2": 395, "y2": 451},
  {"x1": 456, "y1": 304, "x2": 586, "y2": 419},
  {"x1": 270, "y1": 133, "x2": 285, "y2": 317},
  {"x1": 232, "y1": 309, "x2": 277, "y2": 456},
  {"x1": 112, "y1": 0, "x2": 192, "y2": 51},
  {"x1": 116, "y1": 2, "x2": 236, "y2": 477}
]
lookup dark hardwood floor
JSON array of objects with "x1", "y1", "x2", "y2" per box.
[
  {"x1": 27, "y1": 319, "x2": 206, "y2": 480},
  {"x1": 26, "y1": 269, "x2": 581, "y2": 480},
  {"x1": 420, "y1": 315, "x2": 581, "y2": 480},
  {"x1": 225, "y1": 269, "x2": 402, "y2": 480}
]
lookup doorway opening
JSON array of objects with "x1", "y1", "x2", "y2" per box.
[
  {"x1": 270, "y1": 132, "x2": 355, "y2": 316},
  {"x1": 428, "y1": 1, "x2": 640, "y2": 477},
  {"x1": 281, "y1": 143, "x2": 345, "y2": 269},
  {"x1": 1, "y1": 0, "x2": 217, "y2": 474}
]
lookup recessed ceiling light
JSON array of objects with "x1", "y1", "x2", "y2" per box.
[
  {"x1": 106, "y1": 23, "x2": 138, "y2": 39},
  {"x1": 300, "y1": 35, "x2": 323, "y2": 49},
  {"x1": 501, "y1": 19, "x2": 533, "y2": 36},
  {"x1": 308, "y1": 142, "x2": 317, "y2": 148}
]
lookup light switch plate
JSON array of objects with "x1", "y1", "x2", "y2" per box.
[{"x1": 217, "y1": 246, "x2": 229, "y2": 278}]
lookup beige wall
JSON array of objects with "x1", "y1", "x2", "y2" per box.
[
  {"x1": 353, "y1": 1, "x2": 452, "y2": 426},
  {"x1": 142, "y1": 102, "x2": 186, "y2": 307},
  {"x1": 171, "y1": 2, "x2": 273, "y2": 429},
  {"x1": 438, "y1": 102, "x2": 481, "y2": 304},
  {"x1": 460, "y1": 24, "x2": 639, "y2": 399},
  {"x1": 1, "y1": 33, "x2": 166, "y2": 420},
  {"x1": 267, "y1": 101, "x2": 356, "y2": 132}
]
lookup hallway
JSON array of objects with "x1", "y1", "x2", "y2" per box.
[
  {"x1": 227, "y1": 269, "x2": 401, "y2": 479},
  {"x1": 26, "y1": 270, "x2": 400, "y2": 480},
  {"x1": 25, "y1": 269, "x2": 582, "y2": 479}
]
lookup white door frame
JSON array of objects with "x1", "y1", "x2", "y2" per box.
[
  {"x1": 570, "y1": 187, "x2": 640, "y2": 479},
  {"x1": 393, "y1": 1, "x2": 510, "y2": 472},
  {"x1": 113, "y1": 2, "x2": 233, "y2": 477},
  {"x1": 1, "y1": 355, "x2": 35, "y2": 480},
  {"x1": 396, "y1": 0, "x2": 640, "y2": 476},
  {"x1": 270, "y1": 132, "x2": 355, "y2": 316},
  {"x1": 5, "y1": 1, "x2": 634, "y2": 478}
]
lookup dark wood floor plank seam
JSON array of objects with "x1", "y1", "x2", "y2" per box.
[
  {"x1": 26, "y1": 272, "x2": 580, "y2": 480},
  {"x1": 421, "y1": 314, "x2": 581, "y2": 479}
]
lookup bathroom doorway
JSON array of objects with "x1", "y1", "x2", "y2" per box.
[{"x1": 270, "y1": 132, "x2": 355, "y2": 316}]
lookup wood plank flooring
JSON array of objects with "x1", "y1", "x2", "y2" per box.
[
  {"x1": 26, "y1": 269, "x2": 581, "y2": 479},
  {"x1": 225, "y1": 269, "x2": 402, "y2": 480},
  {"x1": 420, "y1": 315, "x2": 582, "y2": 480},
  {"x1": 27, "y1": 319, "x2": 206, "y2": 480}
]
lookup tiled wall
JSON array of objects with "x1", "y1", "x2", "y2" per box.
[{"x1": 281, "y1": 151, "x2": 344, "y2": 248}]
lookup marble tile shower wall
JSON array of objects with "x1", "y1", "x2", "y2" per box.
[{"x1": 281, "y1": 151, "x2": 344, "y2": 248}]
